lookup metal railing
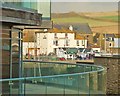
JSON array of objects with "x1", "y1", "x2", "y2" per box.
[{"x1": 0, "y1": 60, "x2": 106, "y2": 95}]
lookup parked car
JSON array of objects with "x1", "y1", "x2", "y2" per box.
[
  {"x1": 77, "y1": 48, "x2": 94, "y2": 60},
  {"x1": 94, "y1": 52, "x2": 101, "y2": 56}
]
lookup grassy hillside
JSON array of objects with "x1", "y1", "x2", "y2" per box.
[
  {"x1": 52, "y1": 12, "x2": 118, "y2": 34},
  {"x1": 52, "y1": 12, "x2": 118, "y2": 27},
  {"x1": 52, "y1": 12, "x2": 80, "y2": 18},
  {"x1": 52, "y1": 16, "x2": 117, "y2": 27},
  {"x1": 96, "y1": 16, "x2": 119, "y2": 22},
  {"x1": 79, "y1": 11, "x2": 118, "y2": 17}
]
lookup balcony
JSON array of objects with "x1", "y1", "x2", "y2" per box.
[{"x1": 0, "y1": 61, "x2": 106, "y2": 95}]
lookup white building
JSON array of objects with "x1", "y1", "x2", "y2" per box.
[
  {"x1": 36, "y1": 32, "x2": 87, "y2": 55},
  {"x1": 23, "y1": 23, "x2": 92, "y2": 57},
  {"x1": 114, "y1": 38, "x2": 120, "y2": 48},
  {"x1": 23, "y1": 42, "x2": 35, "y2": 56}
]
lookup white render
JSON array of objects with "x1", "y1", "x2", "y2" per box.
[
  {"x1": 36, "y1": 32, "x2": 87, "y2": 55},
  {"x1": 92, "y1": 48, "x2": 101, "y2": 52},
  {"x1": 114, "y1": 38, "x2": 120, "y2": 48},
  {"x1": 23, "y1": 42, "x2": 35, "y2": 56}
]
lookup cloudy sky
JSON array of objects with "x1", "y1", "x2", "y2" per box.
[{"x1": 51, "y1": 1, "x2": 118, "y2": 13}]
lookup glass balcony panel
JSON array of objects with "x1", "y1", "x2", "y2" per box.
[
  {"x1": 85, "y1": 66, "x2": 92, "y2": 72},
  {"x1": 89, "y1": 72, "x2": 98, "y2": 94},
  {"x1": 1, "y1": 80, "x2": 24, "y2": 95},
  {"x1": 78, "y1": 65, "x2": 85, "y2": 73},
  {"x1": 1, "y1": 81, "x2": 10, "y2": 94},
  {"x1": 65, "y1": 75, "x2": 79, "y2": 94},
  {"x1": 15, "y1": 61, "x2": 106, "y2": 95},
  {"x1": 46, "y1": 77, "x2": 64, "y2": 94},
  {"x1": 78, "y1": 74, "x2": 89, "y2": 94},
  {"x1": 25, "y1": 78, "x2": 46, "y2": 94},
  {"x1": 11, "y1": 80, "x2": 24, "y2": 95}
]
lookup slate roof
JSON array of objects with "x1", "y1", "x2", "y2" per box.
[
  {"x1": 103, "y1": 34, "x2": 115, "y2": 38},
  {"x1": 72, "y1": 23, "x2": 92, "y2": 34},
  {"x1": 103, "y1": 34, "x2": 115, "y2": 41},
  {"x1": 53, "y1": 23, "x2": 92, "y2": 34}
]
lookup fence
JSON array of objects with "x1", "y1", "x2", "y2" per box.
[{"x1": 0, "y1": 60, "x2": 106, "y2": 95}]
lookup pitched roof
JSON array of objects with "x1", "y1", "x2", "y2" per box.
[
  {"x1": 75, "y1": 33, "x2": 85, "y2": 40},
  {"x1": 72, "y1": 23, "x2": 92, "y2": 34},
  {"x1": 115, "y1": 34, "x2": 120, "y2": 38},
  {"x1": 93, "y1": 33, "x2": 100, "y2": 43},
  {"x1": 103, "y1": 34, "x2": 115, "y2": 38},
  {"x1": 48, "y1": 28, "x2": 74, "y2": 33},
  {"x1": 92, "y1": 45, "x2": 100, "y2": 48},
  {"x1": 103, "y1": 34, "x2": 115, "y2": 41},
  {"x1": 53, "y1": 23, "x2": 92, "y2": 34}
]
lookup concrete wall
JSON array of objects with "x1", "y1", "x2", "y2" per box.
[{"x1": 94, "y1": 56, "x2": 120, "y2": 94}]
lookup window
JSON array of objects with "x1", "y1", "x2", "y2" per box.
[
  {"x1": 109, "y1": 37, "x2": 113, "y2": 41},
  {"x1": 65, "y1": 40, "x2": 69, "y2": 46},
  {"x1": 65, "y1": 33, "x2": 68, "y2": 37},
  {"x1": 77, "y1": 40, "x2": 79, "y2": 46},
  {"x1": 109, "y1": 43, "x2": 112, "y2": 47},
  {"x1": 55, "y1": 40, "x2": 58, "y2": 46},
  {"x1": 53, "y1": 40, "x2": 58, "y2": 46},
  {"x1": 54, "y1": 33, "x2": 57, "y2": 38},
  {"x1": 82, "y1": 40, "x2": 84, "y2": 46},
  {"x1": 64, "y1": 39, "x2": 69, "y2": 46},
  {"x1": 43, "y1": 35, "x2": 47, "y2": 39}
]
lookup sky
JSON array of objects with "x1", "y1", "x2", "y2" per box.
[{"x1": 51, "y1": 1, "x2": 118, "y2": 13}]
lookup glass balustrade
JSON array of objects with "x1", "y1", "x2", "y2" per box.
[{"x1": 0, "y1": 61, "x2": 106, "y2": 95}]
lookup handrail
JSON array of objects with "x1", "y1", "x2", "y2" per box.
[{"x1": 23, "y1": 60, "x2": 103, "y2": 68}]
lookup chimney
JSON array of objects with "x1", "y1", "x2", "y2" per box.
[{"x1": 69, "y1": 25, "x2": 73, "y2": 31}]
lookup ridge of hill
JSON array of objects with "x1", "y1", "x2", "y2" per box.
[
  {"x1": 51, "y1": 11, "x2": 80, "y2": 18},
  {"x1": 52, "y1": 12, "x2": 118, "y2": 34},
  {"x1": 79, "y1": 11, "x2": 118, "y2": 17},
  {"x1": 52, "y1": 11, "x2": 118, "y2": 18},
  {"x1": 52, "y1": 11, "x2": 118, "y2": 22},
  {"x1": 52, "y1": 11, "x2": 118, "y2": 27}
]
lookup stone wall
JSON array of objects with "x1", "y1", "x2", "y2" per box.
[{"x1": 94, "y1": 56, "x2": 120, "y2": 94}]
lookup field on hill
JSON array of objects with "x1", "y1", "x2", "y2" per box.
[
  {"x1": 52, "y1": 17, "x2": 118, "y2": 27},
  {"x1": 52, "y1": 12, "x2": 118, "y2": 34},
  {"x1": 96, "y1": 16, "x2": 119, "y2": 22},
  {"x1": 79, "y1": 11, "x2": 118, "y2": 17},
  {"x1": 79, "y1": 11, "x2": 119, "y2": 22}
]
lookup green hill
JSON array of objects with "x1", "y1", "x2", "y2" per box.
[
  {"x1": 96, "y1": 16, "x2": 119, "y2": 22},
  {"x1": 52, "y1": 16, "x2": 118, "y2": 27}
]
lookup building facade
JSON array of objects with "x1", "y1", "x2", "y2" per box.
[
  {"x1": 0, "y1": 1, "x2": 42, "y2": 95},
  {"x1": 93, "y1": 33, "x2": 116, "y2": 53},
  {"x1": 23, "y1": 23, "x2": 92, "y2": 57},
  {"x1": 36, "y1": 32, "x2": 87, "y2": 55}
]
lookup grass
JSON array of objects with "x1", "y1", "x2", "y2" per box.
[
  {"x1": 52, "y1": 17, "x2": 117, "y2": 27},
  {"x1": 97, "y1": 16, "x2": 119, "y2": 22}
]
